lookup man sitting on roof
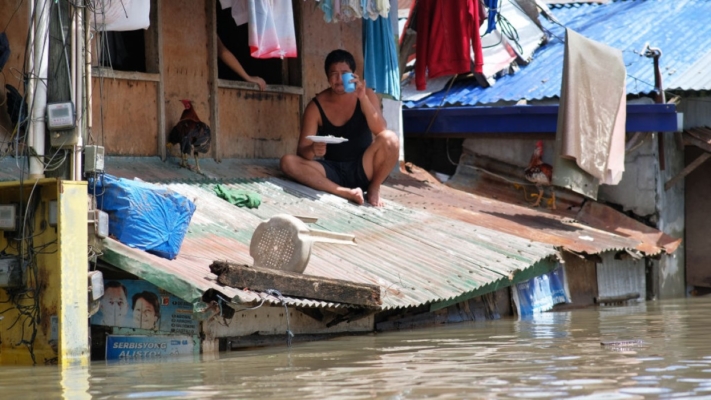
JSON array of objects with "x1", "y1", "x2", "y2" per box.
[{"x1": 280, "y1": 49, "x2": 399, "y2": 207}]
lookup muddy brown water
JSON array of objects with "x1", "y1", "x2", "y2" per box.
[{"x1": 1, "y1": 297, "x2": 711, "y2": 399}]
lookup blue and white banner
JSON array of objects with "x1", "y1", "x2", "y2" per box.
[
  {"x1": 106, "y1": 335, "x2": 196, "y2": 360},
  {"x1": 512, "y1": 264, "x2": 571, "y2": 318},
  {"x1": 91, "y1": 279, "x2": 198, "y2": 335}
]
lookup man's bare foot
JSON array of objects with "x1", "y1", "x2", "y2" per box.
[
  {"x1": 342, "y1": 187, "x2": 364, "y2": 205},
  {"x1": 366, "y1": 186, "x2": 384, "y2": 207}
]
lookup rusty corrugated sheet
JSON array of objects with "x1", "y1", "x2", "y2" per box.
[
  {"x1": 434, "y1": 161, "x2": 679, "y2": 256},
  {"x1": 96, "y1": 157, "x2": 678, "y2": 312},
  {"x1": 100, "y1": 157, "x2": 560, "y2": 311}
]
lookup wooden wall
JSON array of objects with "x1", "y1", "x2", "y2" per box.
[
  {"x1": 0, "y1": 1, "x2": 30, "y2": 146},
  {"x1": 5, "y1": 1, "x2": 365, "y2": 160},
  {"x1": 90, "y1": 77, "x2": 159, "y2": 155},
  {"x1": 300, "y1": 7, "x2": 363, "y2": 105},
  {"x1": 161, "y1": 0, "x2": 212, "y2": 158},
  {"x1": 215, "y1": 3, "x2": 363, "y2": 159},
  {"x1": 0, "y1": 1, "x2": 29, "y2": 85},
  {"x1": 217, "y1": 89, "x2": 301, "y2": 158}
]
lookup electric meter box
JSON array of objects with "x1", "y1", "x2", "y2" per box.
[
  {"x1": 85, "y1": 145, "x2": 105, "y2": 173},
  {"x1": 0, "y1": 204, "x2": 18, "y2": 231},
  {"x1": 48, "y1": 102, "x2": 79, "y2": 148},
  {"x1": 46, "y1": 102, "x2": 75, "y2": 131},
  {"x1": 0, "y1": 256, "x2": 25, "y2": 287}
]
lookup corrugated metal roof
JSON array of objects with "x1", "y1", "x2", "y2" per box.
[
  {"x1": 90, "y1": 156, "x2": 677, "y2": 312},
  {"x1": 98, "y1": 160, "x2": 559, "y2": 311},
  {"x1": 404, "y1": 0, "x2": 711, "y2": 108}
]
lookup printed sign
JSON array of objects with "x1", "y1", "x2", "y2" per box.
[
  {"x1": 512, "y1": 265, "x2": 571, "y2": 318},
  {"x1": 106, "y1": 335, "x2": 195, "y2": 360},
  {"x1": 90, "y1": 279, "x2": 198, "y2": 335}
]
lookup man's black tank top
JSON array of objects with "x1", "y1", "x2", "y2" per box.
[{"x1": 313, "y1": 98, "x2": 372, "y2": 163}]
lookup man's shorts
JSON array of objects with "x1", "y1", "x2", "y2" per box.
[{"x1": 318, "y1": 159, "x2": 371, "y2": 192}]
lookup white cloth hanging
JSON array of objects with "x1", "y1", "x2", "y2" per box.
[
  {"x1": 231, "y1": 0, "x2": 249, "y2": 26},
  {"x1": 247, "y1": 0, "x2": 297, "y2": 59},
  {"x1": 92, "y1": 0, "x2": 151, "y2": 32}
]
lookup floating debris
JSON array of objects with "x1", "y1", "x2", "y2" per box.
[{"x1": 600, "y1": 339, "x2": 645, "y2": 347}]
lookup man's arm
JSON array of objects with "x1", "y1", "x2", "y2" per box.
[
  {"x1": 217, "y1": 37, "x2": 266, "y2": 91},
  {"x1": 296, "y1": 102, "x2": 326, "y2": 160},
  {"x1": 359, "y1": 88, "x2": 387, "y2": 135}
]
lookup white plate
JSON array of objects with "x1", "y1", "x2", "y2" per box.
[{"x1": 306, "y1": 135, "x2": 349, "y2": 144}]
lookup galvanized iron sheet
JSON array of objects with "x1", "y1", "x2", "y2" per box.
[
  {"x1": 404, "y1": 0, "x2": 711, "y2": 108},
  {"x1": 95, "y1": 157, "x2": 675, "y2": 311}
]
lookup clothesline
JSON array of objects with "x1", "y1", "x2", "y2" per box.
[{"x1": 315, "y1": 0, "x2": 391, "y2": 23}]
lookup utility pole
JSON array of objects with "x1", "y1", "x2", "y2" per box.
[{"x1": 46, "y1": 0, "x2": 73, "y2": 179}]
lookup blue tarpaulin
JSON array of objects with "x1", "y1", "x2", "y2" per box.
[{"x1": 90, "y1": 174, "x2": 196, "y2": 260}]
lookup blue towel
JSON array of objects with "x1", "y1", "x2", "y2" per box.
[{"x1": 362, "y1": 15, "x2": 400, "y2": 100}]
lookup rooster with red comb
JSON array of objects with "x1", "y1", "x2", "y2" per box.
[
  {"x1": 524, "y1": 140, "x2": 555, "y2": 210},
  {"x1": 167, "y1": 99, "x2": 211, "y2": 173}
]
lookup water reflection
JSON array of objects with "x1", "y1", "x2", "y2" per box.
[{"x1": 1, "y1": 297, "x2": 711, "y2": 399}]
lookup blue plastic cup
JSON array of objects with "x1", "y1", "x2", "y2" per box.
[{"x1": 342, "y1": 72, "x2": 355, "y2": 93}]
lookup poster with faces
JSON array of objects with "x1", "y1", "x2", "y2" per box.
[{"x1": 91, "y1": 279, "x2": 198, "y2": 335}]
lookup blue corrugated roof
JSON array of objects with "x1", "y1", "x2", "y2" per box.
[{"x1": 404, "y1": 0, "x2": 711, "y2": 108}]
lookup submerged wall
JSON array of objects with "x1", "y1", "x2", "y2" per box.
[{"x1": 677, "y1": 96, "x2": 711, "y2": 290}]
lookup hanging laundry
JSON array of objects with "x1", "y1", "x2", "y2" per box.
[
  {"x1": 247, "y1": 0, "x2": 297, "y2": 59},
  {"x1": 485, "y1": 0, "x2": 499, "y2": 34},
  {"x1": 365, "y1": 0, "x2": 380, "y2": 20},
  {"x1": 341, "y1": 0, "x2": 362, "y2": 22},
  {"x1": 320, "y1": 0, "x2": 335, "y2": 23},
  {"x1": 375, "y1": 0, "x2": 390, "y2": 19},
  {"x1": 92, "y1": 0, "x2": 151, "y2": 32},
  {"x1": 333, "y1": 0, "x2": 341, "y2": 22},
  {"x1": 555, "y1": 28, "x2": 626, "y2": 193},
  {"x1": 415, "y1": 0, "x2": 484, "y2": 90},
  {"x1": 363, "y1": 15, "x2": 400, "y2": 99},
  {"x1": 231, "y1": 0, "x2": 249, "y2": 26}
]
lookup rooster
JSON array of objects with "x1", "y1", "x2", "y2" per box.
[
  {"x1": 167, "y1": 99, "x2": 211, "y2": 173},
  {"x1": 524, "y1": 140, "x2": 556, "y2": 210}
]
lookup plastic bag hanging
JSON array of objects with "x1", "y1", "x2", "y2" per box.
[{"x1": 247, "y1": 0, "x2": 297, "y2": 59}]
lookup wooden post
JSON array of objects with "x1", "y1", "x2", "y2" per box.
[
  {"x1": 210, "y1": 261, "x2": 382, "y2": 308},
  {"x1": 46, "y1": 0, "x2": 72, "y2": 179},
  {"x1": 206, "y1": 0, "x2": 220, "y2": 162},
  {"x1": 150, "y1": 0, "x2": 166, "y2": 161}
]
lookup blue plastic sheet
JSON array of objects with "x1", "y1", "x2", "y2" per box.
[{"x1": 90, "y1": 174, "x2": 196, "y2": 260}]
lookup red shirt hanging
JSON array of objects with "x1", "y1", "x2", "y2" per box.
[{"x1": 415, "y1": 0, "x2": 484, "y2": 90}]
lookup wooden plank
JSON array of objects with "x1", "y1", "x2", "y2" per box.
[
  {"x1": 89, "y1": 69, "x2": 160, "y2": 83},
  {"x1": 210, "y1": 261, "x2": 382, "y2": 308},
  {"x1": 665, "y1": 152, "x2": 711, "y2": 191},
  {"x1": 161, "y1": 0, "x2": 211, "y2": 159},
  {"x1": 555, "y1": 252, "x2": 598, "y2": 309},
  {"x1": 90, "y1": 78, "x2": 159, "y2": 155},
  {"x1": 685, "y1": 145, "x2": 711, "y2": 289},
  {"x1": 218, "y1": 79, "x2": 304, "y2": 95},
  {"x1": 151, "y1": 0, "x2": 166, "y2": 160},
  {"x1": 206, "y1": 0, "x2": 220, "y2": 162},
  {"x1": 217, "y1": 88, "x2": 301, "y2": 158}
]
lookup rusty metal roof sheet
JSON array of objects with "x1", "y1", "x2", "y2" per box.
[
  {"x1": 97, "y1": 157, "x2": 561, "y2": 311},
  {"x1": 93, "y1": 156, "x2": 678, "y2": 312}
]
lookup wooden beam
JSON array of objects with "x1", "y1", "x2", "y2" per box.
[
  {"x1": 665, "y1": 152, "x2": 711, "y2": 191},
  {"x1": 210, "y1": 261, "x2": 382, "y2": 308},
  {"x1": 206, "y1": 0, "x2": 220, "y2": 162},
  {"x1": 683, "y1": 132, "x2": 711, "y2": 153},
  {"x1": 153, "y1": 0, "x2": 166, "y2": 161}
]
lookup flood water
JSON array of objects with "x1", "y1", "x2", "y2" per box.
[{"x1": 2, "y1": 296, "x2": 711, "y2": 399}]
